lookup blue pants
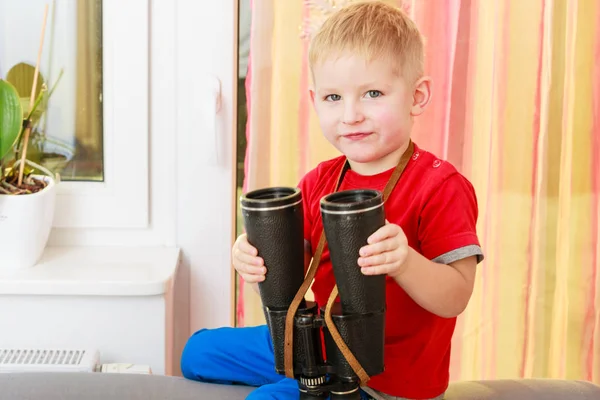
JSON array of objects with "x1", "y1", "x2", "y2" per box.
[{"x1": 180, "y1": 325, "x2": 373, "y2": 400}]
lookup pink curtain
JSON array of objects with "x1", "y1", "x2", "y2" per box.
[{"x1": 238, "y1": 0, "x2": 600, "y2": 383}]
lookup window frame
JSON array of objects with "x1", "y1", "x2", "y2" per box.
[{"x1": 52, "y1": 0, "x2": 149, "y2": 229}]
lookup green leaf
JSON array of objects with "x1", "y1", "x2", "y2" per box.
[{"x1": 0, "y1": 79, "x2": 23, "y2": 161}]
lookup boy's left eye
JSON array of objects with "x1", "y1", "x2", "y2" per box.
[{"x1": 366, "y1": 90, "x2": 382, "y2": 98}]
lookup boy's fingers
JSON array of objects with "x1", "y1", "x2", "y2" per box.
[
  {"x1": 236, "y1": 262, "x2": 266, "y2": 276},
  {"x1": 235, "y1": 249, "x2": 264, "y2": 266},
  {"x1": 237, "y1": 237, "x2": 258, "y2": 256},
  {"x1": 367, "y1": 223, "x2": 400, "y2": 244},
  {"x1": 240, "y1": 272, "x2": 265, "y2": 283},
  {"x1": 360, "y1": 263, "x2": 395, "y2": 276},
  {"x1": 358, "y1": 251, "x2": 395, "y2": 267},
  {"x1": 360, "y1": 238, "x2": 397, "y2": 257}
]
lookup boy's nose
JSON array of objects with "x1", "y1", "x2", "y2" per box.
[{"x1": 342, "y1": 103, "x2": 365, "y2": 125}]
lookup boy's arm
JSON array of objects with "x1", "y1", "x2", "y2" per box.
[
  {"x1": 401, "y1": 173, "x2": 482, "y2": 318},
  {"x1": 359, "y1": 172, "x2": 483, "y2": 318},
  {"x1": 394, "y1": 174, "x2": 483, "y2": 318},
  {"x1": 393, "y1": 250, "x2": 477, "y2": 318},
  {"x1": 360, "y1": 224, "x2": 478, "y2": 318}
]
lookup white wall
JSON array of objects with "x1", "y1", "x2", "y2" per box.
[{"x1": 167, "y1": 0, "x2": 238, "y2": 332}]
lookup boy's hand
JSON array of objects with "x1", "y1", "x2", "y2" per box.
[
  {"x1": 357, "y1": 221, "x2": 409, "y2": 278},
  {"x1": 232, "y1": 233, "x2": 267, "y2": 283}
]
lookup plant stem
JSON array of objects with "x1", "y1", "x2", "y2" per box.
[
  {"x1": 18, "y1": 4, "x2": 49, "y2": 186},
  {"x1": 15, "y1": 89, "x2": 46, "y2": 159}
]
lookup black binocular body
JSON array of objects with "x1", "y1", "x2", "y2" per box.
[{"x1": 240, "y1": 187, "x2": 387, "y2": 399}]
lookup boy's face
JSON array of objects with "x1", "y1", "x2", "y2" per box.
[{"x1": 310, "y1": 53, "x2": 430, "y2": 175}]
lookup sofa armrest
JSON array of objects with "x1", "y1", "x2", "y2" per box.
[
  {"x1": 445, "y1": 378, "x2": 600, "y2": 400},
  {"x1": 2, "y1": 373, "x2": 599, "y2": 400}
]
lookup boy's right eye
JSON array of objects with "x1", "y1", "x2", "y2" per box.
[{"x1": 324, "y1": 94, "x2": 341, "y2": 102}]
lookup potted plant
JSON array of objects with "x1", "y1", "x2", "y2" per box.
[
  {"x1": 0, "y1": 77, "x2": 59, "y2": 270},
  {"x1": 6, "y1": 62, "x2": 73, "y2": 176},
  {"x1": 0, "y1": 5, "x2": 65, "y2": 270}
]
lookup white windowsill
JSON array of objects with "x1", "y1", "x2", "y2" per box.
[{"x1": 0, "y1": 246, "x2": 180, "y2": 296}]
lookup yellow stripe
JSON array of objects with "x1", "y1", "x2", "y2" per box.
[
  {"x1": 549, "y1": 0, "x2": 577, "y2": 379},
  {"x1": 270, "y1": 0, "x2": 303, "y2": 186},
  {"x1": 524, "y1": 0, "x2": 554, "y2": 379}
]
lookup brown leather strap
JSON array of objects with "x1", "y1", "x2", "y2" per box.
[
  {"x1": 283, "y1": 160, "x2": 349, "y2": 377},
  {"x1": 323, "y1": 141, "x2": 414, "y2": 385},
  {"x1": 283, "y1": 142, "x2": 415, "y2": 380}
]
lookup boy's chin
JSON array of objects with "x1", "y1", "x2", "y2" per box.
[
  {"x1": 345, "y1": 148, "x2": 407, "y2": 173},
  {"x1": 346, "y1": 155, "x2": 389, "y2": 172},
  {"x1": 345, "y1": 150, "x2": 386, "y2": 164},
  {"x1": 347, "y1": 155, "x2": 379, "y2": 164}
]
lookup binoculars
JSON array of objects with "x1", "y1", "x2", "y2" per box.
[{"x1": 240, "y1": 187, "x2": 387, "y2": 399}]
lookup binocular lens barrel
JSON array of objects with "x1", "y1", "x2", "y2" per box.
[
  {"x1": 320, "y1": 189, "x2": 387, "y2": 381},
  {"x1": 320, "y1": 189, "x2": 387, "y2": 315},
  {"x1": 240, "y1": 187, "x2": 305, "y2": 310}
]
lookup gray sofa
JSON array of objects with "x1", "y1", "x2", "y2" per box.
[{"x1": 1, "y1": 372, "x2": 599, "y2": 399}]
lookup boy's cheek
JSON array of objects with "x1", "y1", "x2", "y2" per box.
[
  {"x1": 371, "y1": 108, "x2": 400, "y2": 126},
  {"x1": 315, "y1": 113, "x2": 339, "y2": 134}
]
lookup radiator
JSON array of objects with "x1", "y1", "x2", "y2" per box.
[{"x1": 0, "y1": 348, "x2": 99, "y2": 372}]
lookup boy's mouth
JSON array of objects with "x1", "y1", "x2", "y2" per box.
[{"x1": 342, "y1": 132, "x2": 373, "y2": 141}]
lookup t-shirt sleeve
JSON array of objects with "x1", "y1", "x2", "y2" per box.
[{"x1": 418, "y1": 173, "x2": 484, "y2": 265}]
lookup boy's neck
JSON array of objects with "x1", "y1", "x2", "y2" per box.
[{"x1": 347, "y1": 141, "x2": 411, "y2": 176}]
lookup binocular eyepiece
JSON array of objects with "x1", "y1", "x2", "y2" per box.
[{"x1": 240, "y1": 187, "x2": 386, "y2": 399}]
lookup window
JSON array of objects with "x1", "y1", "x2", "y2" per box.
[
  {"x1": 0, "y1": 0, "x2": 103, "y2": 182},
  {"x1": 0, "y1": 0, "x2": 149, "y2": 229}
]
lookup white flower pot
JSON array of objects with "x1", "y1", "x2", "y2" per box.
[{"x1": 0, "y1": 174, "x2": 57, "y2": 270}]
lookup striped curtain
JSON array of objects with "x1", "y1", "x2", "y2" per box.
[{"x1": 238, "y1": 0, "x2": 600, "y2": 384}]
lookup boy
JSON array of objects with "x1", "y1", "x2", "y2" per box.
[{"x1": 181, "y1": 2, "x2": 483, "y2": 399}]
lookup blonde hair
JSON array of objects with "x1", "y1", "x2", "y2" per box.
[{"x1": 308, "y1": 1, "x2": 424, "y2": 84}]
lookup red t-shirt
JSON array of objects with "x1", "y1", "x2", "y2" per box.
[{"x1": 298, "y1": 142, "x2": 482, "y2": 399}]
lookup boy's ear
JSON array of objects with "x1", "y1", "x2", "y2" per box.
[
  {"x1": 410, "y1": 76, "x2": 432, "y2": 117},
  {"x1": 309, "y1": 88, "x2": 316, "y2": 105}
]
